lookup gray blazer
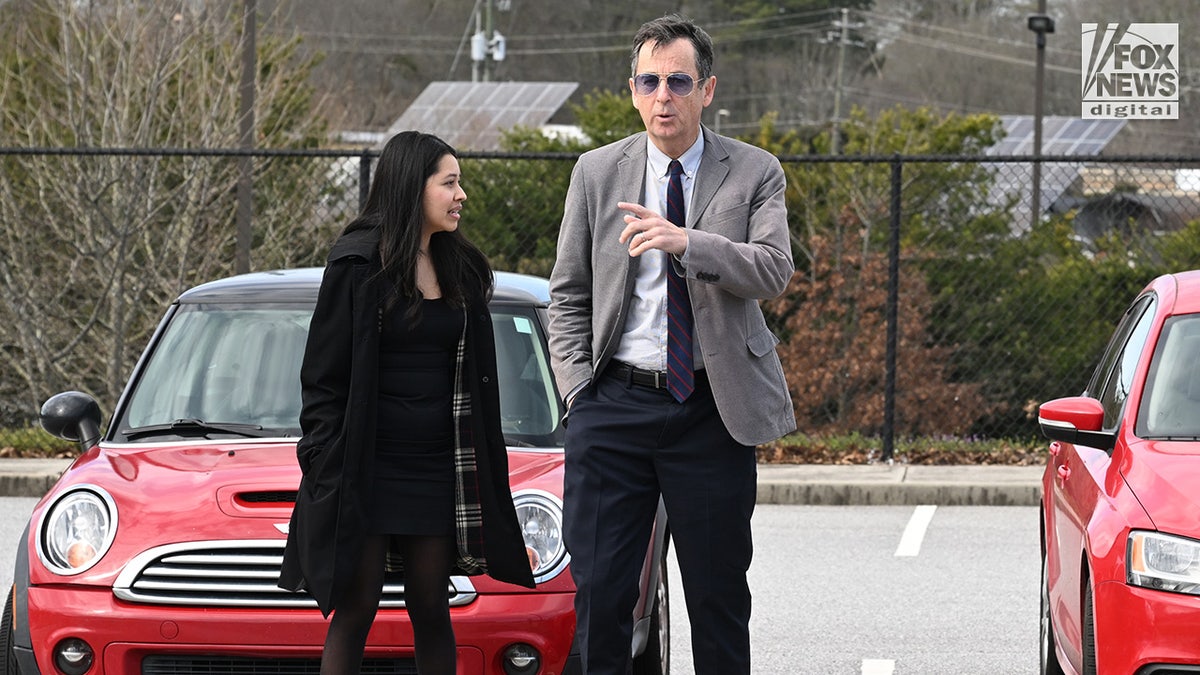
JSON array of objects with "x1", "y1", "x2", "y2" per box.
[{"x1": 548, "y1": 127, "x2": 797, "y2": 446}]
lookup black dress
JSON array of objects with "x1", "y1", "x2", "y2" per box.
[{"x1": 368, "y1": 297, "x2": 464, "y2": 536}]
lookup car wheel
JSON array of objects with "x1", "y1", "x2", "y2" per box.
[
  {"x1": 1082, "y1": 582, "x2": 1098, "y2": 675},
  {"x1": 1039, "y1": 553, "x2": 1066, "y2": 675},
  {"x1": 632, "y1": 548, "x2": 670, "y2": 675},
  {"x1": 1, "y1": 586, "x2": 17, "y2": 675}
]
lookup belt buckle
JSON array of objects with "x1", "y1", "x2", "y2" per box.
[{"x1": 653, "y1": 370, "x2": 662, "y2": 389}]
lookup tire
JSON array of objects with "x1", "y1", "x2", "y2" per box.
[
  {"x1": 1082, "y1": 582, "x2": 1098, "y2": 675},
  {"x1": 632, "y1": 548, "x2": 670, "y2": 675},
  {"x1": 1, "y1": 585, "x2": 17, "y2": 675},
  {"x1": 1039, "y1": 554, "x2": 1066, "y2": 675}
]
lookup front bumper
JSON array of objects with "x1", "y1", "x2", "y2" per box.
[
  {"x1": 1094, "y1": 579, "x2": 1200, "y2": 673},
  {"x1": 16, "y1": 585, "x2": 576, "y2": 675}
]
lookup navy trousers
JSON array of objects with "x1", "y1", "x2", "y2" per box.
[{"x1": 563, "y1": 367, "x2": 757, "y2": 675}]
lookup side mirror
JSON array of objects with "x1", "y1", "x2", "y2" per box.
[
  {"x1": 40, "y1": 391, "x2": 103, "y2": 452},
  {"x1": 1037, "y1": 396, "x2": 1116, "y2": 451}
]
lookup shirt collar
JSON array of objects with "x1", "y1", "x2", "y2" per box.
[{"x1": 647, "y1": 133, "x2": 704, "y2": 180}]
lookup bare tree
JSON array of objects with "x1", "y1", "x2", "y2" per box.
[{"x1": 0, "y1": 0, "x2": 330, "y2": 424}]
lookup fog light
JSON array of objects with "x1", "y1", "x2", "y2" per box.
[
  {"x1": 502, "y1": 643, "x2": 541, "y2": 675},
  {"x1": 53, "y1": 638, "x2": 94, "y2": 675}
]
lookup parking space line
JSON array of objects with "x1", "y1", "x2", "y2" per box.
[
  {"x1": 862, "y1": 658, "x2": 896, "y2": 674},
  {"x1": 895, "y1": 504, "x2": 938, "y2": 557}
]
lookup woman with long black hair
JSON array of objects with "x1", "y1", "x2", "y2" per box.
[{"x1": 279, "y1": 130, "x2": 535, "y2": 674}]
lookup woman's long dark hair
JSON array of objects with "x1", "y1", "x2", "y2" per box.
[{"x1": 343, "y1": 131, "x2": 493, "y2": 318}]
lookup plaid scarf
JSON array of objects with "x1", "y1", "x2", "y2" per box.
[{"x1": 451, "y1": 312, "x2": 487, "y2": 573}]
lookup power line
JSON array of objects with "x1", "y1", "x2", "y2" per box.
[
  {"x1": 266, "y1": 10, "x2": 843, "y2": 56},
  {"x1": 885, "y1": 31, "x2": 1077, "y2": 74},
  {"x1": 270, "y1": 4, "x2": 1196, "y2": 147}
]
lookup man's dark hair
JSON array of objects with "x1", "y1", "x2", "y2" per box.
[{"x1": 630, "y1": 14, "x2": 714, "y2": 80}]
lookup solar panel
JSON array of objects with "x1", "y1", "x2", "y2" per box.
[
  {"x1": 989, "y1": 116, "x2": 1125, "y2": 156},
  {"x1": 385, "y1": 81, "x2": 579, "y2": 151},
  {"x1": 986, "y1": 115, "x2": 1126, "y2": 229}
]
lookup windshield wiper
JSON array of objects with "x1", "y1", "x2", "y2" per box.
[{"x1": 121, "y1": 419, "x2": 268, "y2": 440}]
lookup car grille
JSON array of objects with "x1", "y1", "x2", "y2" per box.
[
  {"x1": 142, "y1": 655, "x2": 416, "y2": 674},
  {"x1": 113, "y1": 540, "x2": 477, "y2": 608}
]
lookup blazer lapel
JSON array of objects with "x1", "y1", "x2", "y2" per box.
[
  {"x1": 617, "y1": 137, "x2": 647, "y2": 208},
  {"x1": 617, "y1": 136, "x2": 649, "y2": 297},
  {"x1": 690, "y1": 127, "x2": 730, "y2": 229}
]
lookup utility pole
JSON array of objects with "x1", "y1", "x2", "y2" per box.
[
  {"x1": 830, "y1": 7, "x2": 849, "y2": 155},
  {"x1": 471, "y1": 0, "x2": 507, "y2": 82},
  {"x1": 824, "y1": 8, "x2": 863, "y2": 155},
  {"x1": 236, "y1": 0, "x2": 256, "y2": 274}
]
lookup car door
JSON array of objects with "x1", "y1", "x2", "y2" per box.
[{"x1": 1047, "y1": 293, "x2": 1156, "y2": 667}]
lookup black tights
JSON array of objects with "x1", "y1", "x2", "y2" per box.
[{"x1": 320, "y1": 534, "x2": 457, "y2": 675}]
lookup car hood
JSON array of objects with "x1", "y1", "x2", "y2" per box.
[
  {"x1": 31, "y1": 440, "x2": 565, "y2": 585},
  {"x1": 62, "y1": 440, "x2": 304, "y2": 502},
  {"x1": 1121, "y1": 439, "x2": 1200, "y2": 536},
  {"x1": 61, "y1": 440, "x2": 566, "y2": 508}
]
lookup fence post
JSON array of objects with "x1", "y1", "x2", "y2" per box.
[
  {"x1": 359, "y1": 148, "x2": 372, "y2": 212},
  {"x1": 882, "y1": 156, "x2": 902, "y2": 463}
]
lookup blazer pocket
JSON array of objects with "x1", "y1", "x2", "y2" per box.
[
  {"x1": 702, "y1": 203, "x2": 751, "y2": 238},
  {"x1": 746, "y1": 328, "x2": 781, "y2": 357}
]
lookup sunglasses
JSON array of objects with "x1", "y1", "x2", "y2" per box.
[{"x1": 633, "y1": 72, "x2": 703, "y2": 97}]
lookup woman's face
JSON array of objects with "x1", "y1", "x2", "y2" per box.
[{"x1": 421, "y1": 153, "x2": 466, "y2": 239}]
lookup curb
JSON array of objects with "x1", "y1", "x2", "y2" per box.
[
  {"x1": 0, "y1": 459, "x2": 72, "y2": 498},
  {"x1": 756, "y1": 464, "x2": 1043, "y2": 506},
  {"x1": 0, "y1": 459, "x2": 1044, "y2": 506}
]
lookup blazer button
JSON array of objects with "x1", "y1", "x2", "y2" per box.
[{"x1": 482, "y1": 376, "x2": 490, "y2": 383}]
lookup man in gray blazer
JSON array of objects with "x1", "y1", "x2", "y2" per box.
[{"x1": 548, "y1": 14, "x2": 796, "y2": 675}]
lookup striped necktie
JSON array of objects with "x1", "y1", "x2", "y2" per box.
[{"x1": 665, "y1": 159, "x2": 695, "y2": 402}]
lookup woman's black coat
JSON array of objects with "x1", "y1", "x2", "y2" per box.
[{"x1": 278, "y1": 228, "x2": 535, "y2": 616}]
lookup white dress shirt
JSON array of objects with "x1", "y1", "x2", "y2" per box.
[{"x1": 611, "y1": 136, "x2": 706, "y2": 373}]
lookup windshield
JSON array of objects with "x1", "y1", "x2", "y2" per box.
[
  {"x1": 1137, "y1": 314, "x2": 1200, "y2": 440},
  {"x1": 113, "y1": 300, "x2": 564, "y2": 447},
  {"x1": 118, "y1": 303, "x2": 311, "y2": 439}
]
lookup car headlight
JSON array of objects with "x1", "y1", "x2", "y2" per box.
[
  {"x1": 1128, "y1": 530, "x2": 1200, "y2": 595},
  {"x1": 512, "y1": 489, "x2": 568, "y2": 582},
  {"x1": 37, "y1": 486, "x2": 118, "y2": 575}
]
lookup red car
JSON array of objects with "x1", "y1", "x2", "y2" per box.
[
  {"x1": 1039, "y1": 269, "x2": 1200, "y2": 675},
  {"x1": 2, "y1": 269, "x2": 669, "y2": 675}
]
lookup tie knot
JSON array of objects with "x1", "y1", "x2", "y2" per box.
[{"x1": 668, "y1": 160, "x2": 683, "y2": 178}]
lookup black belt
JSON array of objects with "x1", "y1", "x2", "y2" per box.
[
  {"x1": 605, "y1": 361, "x2": 715, "y2": 391},
  {"x1": 607, "y1": 361, "x2": 669, "y2": 390}
]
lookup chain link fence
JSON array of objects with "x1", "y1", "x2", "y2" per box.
[{"x1": 2, "y1": 147, "x2": 1198, "y2": 453}]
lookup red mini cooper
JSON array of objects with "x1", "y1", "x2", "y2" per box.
[{"x1": 2, "y1": 269, "x2": 669, "y2": 675}]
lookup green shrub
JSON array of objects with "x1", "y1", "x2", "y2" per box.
[
  {"x1": 759, "y1": 432, "x2": 1046, "y2": 465},
  {"x1": 0, "y1": 425, "x2": 76, "y2": 458}
]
